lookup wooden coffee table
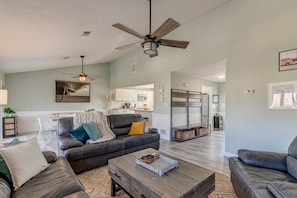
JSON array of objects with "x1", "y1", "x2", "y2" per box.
[{"x1": 108, "y1": 148, "x2": 215, "y2": 198}]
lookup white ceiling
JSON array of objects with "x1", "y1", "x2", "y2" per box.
[{"x1": 0, "y1": 0, "x2": 231, "y2": 77}]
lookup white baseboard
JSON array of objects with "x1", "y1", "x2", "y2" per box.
[{"x1": 224, "y1": 152, "x2": 237, "y2": 157}]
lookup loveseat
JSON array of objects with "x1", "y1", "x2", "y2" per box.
[
  {"x1": 57, "y1": 114, "x2": 160, "y2": 174},
  {"x1": 0, "y1": 151, "x2": 88, "y2": 198},
  {"x1": 229, "y1": 136, "x2": 297, "y2": 198}
]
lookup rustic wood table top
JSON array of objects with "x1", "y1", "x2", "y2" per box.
[{"x1": 108, "y1": 148, "x2": 215, "y2": 198}]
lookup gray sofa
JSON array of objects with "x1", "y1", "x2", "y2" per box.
[
  {"x1": 57, "y1": 114, "x2": 160, "y2": 174},
  {"x1": 229, "y1": 136, "x2": 297, "y2": 198},
  {"x1": 0, "y1": 151, "x2": 88, "y2": 198}
]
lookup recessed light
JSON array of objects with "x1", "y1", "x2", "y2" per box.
[
  {"x1": 63, "y1": 57, "x2": 70, "y2": 60},
  {"x1": 217, "y1": 75, "x2": 225, "y2": 79},
  {"x1": 82, "y1": 31, "x2": 91, "y2": 36}
]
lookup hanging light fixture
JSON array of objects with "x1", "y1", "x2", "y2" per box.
[
  {"x1": 142, "y1": 40, "x2": 158, "y2": 56},
  {"x1": 79, "y1": 56, "x2": 87, "y2": 82},
  {"x1": 79, "y1": 74, "x2": 86, "y2": 82}
]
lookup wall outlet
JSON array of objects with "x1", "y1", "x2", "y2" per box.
[{"x1": 160, "y1": 129, "x2": 166, "y2": 134}]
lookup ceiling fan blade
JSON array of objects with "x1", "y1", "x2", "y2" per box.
[
  {"x1": 158, "y1": 39, "x2": 189, "y2": 49},
  {"x1": 151, "y1": 18, "x2": 180, "y2": 39},
  {"x1": 88, "y1": 76, "x2": 96, "y2": 80},
  {"x1": 112, "y1": 23, "x2": 145, "y2": 39},
  {"x1": 116, "y1": 42, "x2": 141, "y2": 50}
]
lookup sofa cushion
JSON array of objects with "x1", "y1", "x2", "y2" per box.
[
  {"x1": 128, "y1": 121, "x2": 145, "y2": 135},
  {"x1": 288, "y1": 136, "x2": 297, "y2": 158},
  {"x1": 0, "y1": 176, "x2": 11, "y2": 198},
  {"x1": 64, "y1": 139, "x2": 124, "y2": 161},
  {"x1": 69, "y1": 126, "x2": 90, "y2": 143},
  {"x1": 108, "y1": 114, "x2": 143, "y2": 136},
  {"x1": 267, "y1": 181, "x2": 297, "y2": 198},
  {"x1": 0, "y1": 139, "x2": 21, "y2": 183},
  {"x1": 13, "y1": 157, "x2": 85, "y2": 198},
  {"x1": 287, "y1": 156, "x2": 297, "y2": 180},
  {"x1": 118, "y1": 134, "x2": 159, "y2": 149},
  {"x1": 238, "y1": 149, "x2": 287, "y2": 172},
  {"x1": 58, "y1": 136, "x2": 83, "y2": 150},
  {"x1": 82, "y1": 123, "x2": 102, "y2": 140},
  {"x1": 0, "y1": 139, "x2": 49, "y2": 190},
  {"x1": 57, "y1": 117, "x2": 74, "y2": 136}
]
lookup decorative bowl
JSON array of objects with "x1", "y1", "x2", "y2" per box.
[{"x1": 140, "y1": 153, "x2": 160, "y2": 164}]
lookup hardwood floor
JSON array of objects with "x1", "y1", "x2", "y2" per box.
[
  {"x1": 159, "y1": 131, "x2": 230, "y2": 176},
  {"x1": 0, "y1": 130, "x2": 230, "y2": 176}
]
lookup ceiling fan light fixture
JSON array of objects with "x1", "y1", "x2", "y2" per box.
[
  {"x1": 79, "y1": 73, "x2": 87, "y2": 81},
  {"x1": 142, "y1": 41, "x2": 158, "y2": 56}
]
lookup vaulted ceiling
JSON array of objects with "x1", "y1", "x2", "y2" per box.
[{"x1": 0, "y1": 0, "x2": 231, "y2": 74}]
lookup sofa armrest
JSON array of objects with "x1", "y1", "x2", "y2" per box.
[
  {"x1": 0, "y1": 175, "x2": 11, "y2": 198},
  {"x1": 58, "y1": 136, "x2": 83, "y2": 150},
  {"x1": 267, "y1": 182, "x2": 297, "y2": 198},
  {"x1": 238, "y1": 149, "x2": 287, "y2": 172},
  {"x1": 42, "y1": 151, "x2": 58, "y2": 163}
]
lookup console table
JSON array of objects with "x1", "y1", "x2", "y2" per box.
[{"x1": 3, "y1": 116, "x2": 18, "y2": 138}]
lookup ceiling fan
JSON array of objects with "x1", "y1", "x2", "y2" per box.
[
  {"x1": 112, "y1": 0, "x2": 189, "y2": 58},
  {"x1": 63, "y1": 56, "x2": 100, "y2": 81}
]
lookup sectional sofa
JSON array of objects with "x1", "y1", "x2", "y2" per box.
[
  {"x1": 0, "y1": 151, "x2": 88, "y2": 198},
  {"x1": 57, "y1": 114, "x2": 160, "y2": 174},
  {"x1": 229, "y1": 136, "x2": 297, "y2": 198}
]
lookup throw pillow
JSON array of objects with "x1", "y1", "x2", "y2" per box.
[
  {"x1": 82, "y1": 123, "x2": 103, "y2": 141},
  {"x1": 267, "y1": 181, "x2": 297, "y2": 198},
  {"x1": 69, "y1": 125, "x2": 90, "y2": 143},
  {"x1": 287, "y1": 156, "x2": 297, "y2": 180},
  {"x1": 0, "y1": 139, "x2": 21, "y2": 183},
  {"x1": 0, "y1": 138, "x2": 49, "y2": 190},
  {"x1": 128, "y1": 121, "x2": 145, "y2": 135}
]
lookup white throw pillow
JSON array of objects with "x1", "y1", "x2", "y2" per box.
[{"x1": 0, "y1": 138, "x2": 49, "y2": 190}]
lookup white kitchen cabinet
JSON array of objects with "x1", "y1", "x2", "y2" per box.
[{"x1": 115, "y1": 89, "x2": 129, "y2": 101}]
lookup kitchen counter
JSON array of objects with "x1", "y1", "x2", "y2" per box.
[{"x1": 132, "y1": 109, "x2": 154, "y2": 112}]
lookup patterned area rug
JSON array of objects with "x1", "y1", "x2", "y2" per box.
[{"x1": 78, "y1": 166, "x2": 237, "y2": 198}]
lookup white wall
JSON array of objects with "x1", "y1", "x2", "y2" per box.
[{"x1": 110, "y1": 0, "x2": 297, "y2": 154}]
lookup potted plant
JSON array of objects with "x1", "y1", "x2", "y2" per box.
[{"x1": 4, "y1": 107, "x2": 15, "y2": 117}]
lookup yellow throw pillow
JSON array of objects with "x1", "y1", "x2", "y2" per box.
[{"x1": 128, "y1": 121, "x2": 145, "y2": 135}]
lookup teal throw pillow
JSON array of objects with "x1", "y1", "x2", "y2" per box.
[
  {"x1": 0, "y1": 139, "x2": 21, "y2": 183},
  {"x1": 69, "y1": 126, "x2": 90, "y2": 143},
  {"x1": 82, "y1": 123, "x2": 102, "y2": 141}
]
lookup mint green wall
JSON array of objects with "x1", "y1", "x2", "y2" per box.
[
  {"x1": 110, "y1": 0, "x2": 297, "y2": 153},
  {"x1": 5, "y1": 63, "x2": 110, "y2": 111}
]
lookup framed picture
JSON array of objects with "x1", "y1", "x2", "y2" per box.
[
  {"x1": 55, "y1": 80, "x2": 90, "y2": 102},
  {"x1": 279, "y1": 48, "x2": 297, "y2": 71},
  {"x1": 213, "y1": 95, "x2": 219, "y2": 104},
  {"x1": 268, "y1": 81, "x2": 297, "y2": 109},
  {"x1": 138, "y1": 94, "x2": 147, "y2": 101}
]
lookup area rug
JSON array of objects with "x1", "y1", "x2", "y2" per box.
[{"x1": 78, "y1": 166, "x2": 237, "y2": 198}]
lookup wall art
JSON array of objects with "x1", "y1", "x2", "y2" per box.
[{"x1": 56, "y1": 80, "x2": 90, "y2": 102}]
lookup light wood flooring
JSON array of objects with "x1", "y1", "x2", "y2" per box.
[
  {"x1": 1, "y1": 130, "x2": 230, "y2": 175},
  {"x1": 159, "y1": 131, "x2": 230, "y2": 176}
]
